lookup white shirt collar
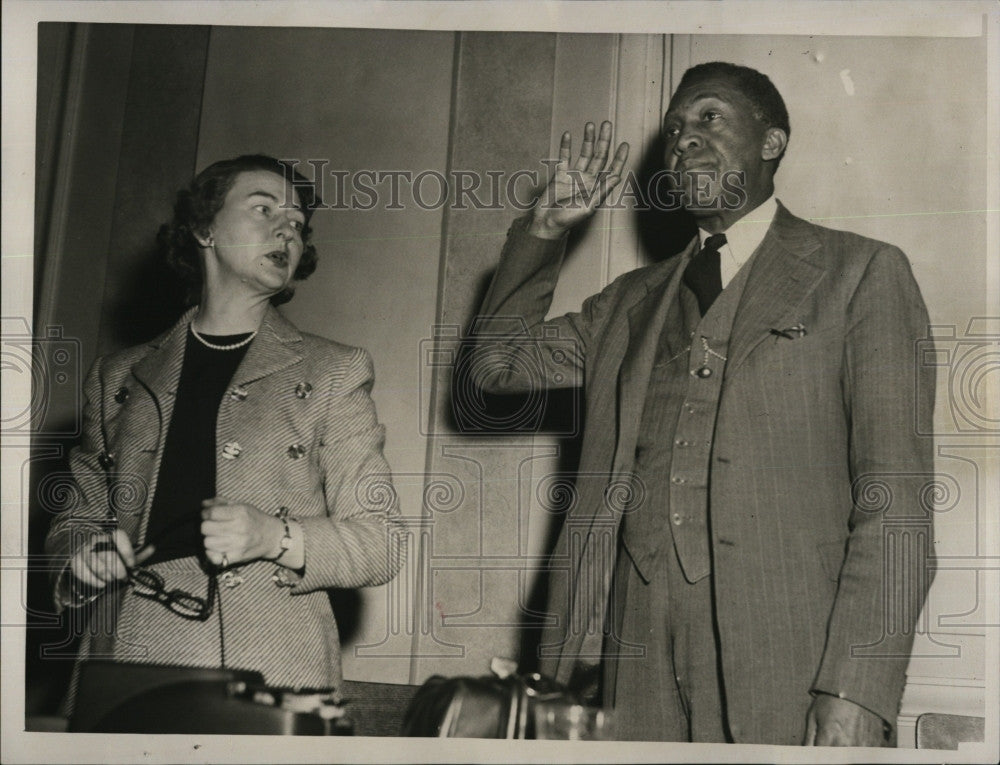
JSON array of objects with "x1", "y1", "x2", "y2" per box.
[{"x1": 697, "y1": 196, "x2": 778, "y2": 288}]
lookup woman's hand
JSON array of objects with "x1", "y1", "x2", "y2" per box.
[
  {"x1": 528, "y1": 120, "x2": 629, "y2": 240},
  {"x1": 69, "y1": 529, "x2": 154, "y2": 588},
  {"x1": 201, "y1": 496, "x2": 285, "y2": 567}
]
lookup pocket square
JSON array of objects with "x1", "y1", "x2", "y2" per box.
[{"x1": 769, "y1": 323, "x2": 808, "y2": 340}]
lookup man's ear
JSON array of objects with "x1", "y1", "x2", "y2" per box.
[{"x1": 762, "y1": 127, "x2": 788, "y2": 162}]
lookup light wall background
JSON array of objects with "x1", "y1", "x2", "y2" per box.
[{"x1": 30, "y1": 23, "x2": 991, "y2": 744}]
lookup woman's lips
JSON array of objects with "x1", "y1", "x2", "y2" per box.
[{"x1": 264, "y1": 250, "x2": 288, "y2": 267}]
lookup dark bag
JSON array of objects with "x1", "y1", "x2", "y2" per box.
[{"x1": 401, "y1": 658, "x2": 577, "y2": 739}]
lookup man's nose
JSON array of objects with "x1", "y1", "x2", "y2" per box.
[{"x1": 672, "y1": 125, "x2": 703, "y2": 156}]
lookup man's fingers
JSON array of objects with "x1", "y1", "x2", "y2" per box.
[
  {"x1": 572, "y1": 122, "x2": 595, "y2": 171},
  {"x1": 586, "y1": 121, "x2": 613, "y2": 173},
  {"x1": 557, "y1": 131, "x2": 571, "y2": 169},
  {"x1": 607, "y1": 141, "x2": 630, "y2": 178}
]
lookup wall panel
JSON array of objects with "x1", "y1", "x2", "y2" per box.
[{"x1": 196, "y1": 26, "x2": 455, "y2": 684}]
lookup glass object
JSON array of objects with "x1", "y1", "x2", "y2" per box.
[
  {"x1": 128, "y1": 566, "x2": 217, "y2": 621},
  {"x1": 534, "y1": 700, "x2": 615, "y2": 740}
]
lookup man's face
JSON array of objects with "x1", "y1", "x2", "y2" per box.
[{"x1": 662, "y1": 75, "x2": 776, "y2": 214}]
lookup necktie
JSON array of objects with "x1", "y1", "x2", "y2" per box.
[{"x1": 683, "y1": 233, "x2": 727, "y2": 316}]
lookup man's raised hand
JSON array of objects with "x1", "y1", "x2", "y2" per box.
[{"x1": 528, "y1": 121, "x2": 629, "y2": 239}]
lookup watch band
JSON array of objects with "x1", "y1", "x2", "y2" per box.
[{"x1": 273, "y1": 506, "x2": 293, "y2": 562}]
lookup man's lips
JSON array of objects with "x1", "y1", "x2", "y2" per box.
[{"x1": 676, "y1": 159, "x2": 714, "y2": 173}]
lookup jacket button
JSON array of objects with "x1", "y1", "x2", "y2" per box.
[
  {"x1": 98, "y1": 451, "x2": 116, "y2": 469},
  {"x1": 287, "y1": 444, "x2": 306, "y2": 459},
  {"x1": 229, "y1": 385, "x2": 249, "y2": 402},
  {"x1": 295, "y1": 382, "x2": 313, "y2": 399},
  {"x1": 114, "y1": 387, "x2": 129, "y2": 403},
  {"x1": 672, "y1": 513, "x2": 683, "y2": 525},
  {"x1": 221, "y1": 442, "x2": 242, "y2": 460},
  {"x1": 671, "y1": 475, "x2": 686, "y2": 485},
  {"x1": 675, "y1": 439, "x2": 689, "y2": 447},
  {"x1": 695, "y1": 366, "x2": 712, "y2": 378}
]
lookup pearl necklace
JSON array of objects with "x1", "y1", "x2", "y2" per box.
[{"x1": 190, "y1": 324, "x2": 258, "y2": 351}]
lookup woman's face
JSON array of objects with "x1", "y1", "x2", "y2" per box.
[{"x1": 202, "y1": 169, "x2": 306, "y2": 298}]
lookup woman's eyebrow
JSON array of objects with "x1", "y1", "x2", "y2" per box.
[{"x1": 246, "y1": 189, "x2": 301, "y2": 211}]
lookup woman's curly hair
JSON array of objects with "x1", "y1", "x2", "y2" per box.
[{"x1": 158, "y1": 154, "x2": 323, "y2": 306}]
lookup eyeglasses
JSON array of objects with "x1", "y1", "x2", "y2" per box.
[{"x1": 127, "y1": 566, "x2": 217, "y2": 622}]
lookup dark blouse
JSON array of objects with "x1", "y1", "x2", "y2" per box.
[{"x1": 143, "y1": 328, "x2": 251, "y2": 565}]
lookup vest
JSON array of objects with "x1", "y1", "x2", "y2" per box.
[{"x1": 620, "y1": 253, "x2": 755, "y2": 584}]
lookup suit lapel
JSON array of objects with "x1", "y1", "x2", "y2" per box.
[
  {"x1": 130, "y1": 306, "x2": 197, "y2": 426},
  {"x1": 611, "y1": 240, "x2": 694, "y2": 477},
  {"x1": 231, "y1": 305, "x2": 304, "y2": 386},
  {"x1": 726, "y1": 202, "x2": 826, "y2": 375}
]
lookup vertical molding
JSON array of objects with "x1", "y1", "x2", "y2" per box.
[
  {"x1": 669, "y1": 33, "x2": 692, "y2": 94},
  {"x1": 96, "y1": 24, "x2": 212, "y2": 355},
  {"x1": 35, "y1": 25, "x2": 88, "y2": 334},
  {"x1": 411, "y1": 32, "x2": 559, "y2": 683},
  {"x1": 600, "y1": 35, "x2": 622, "y2": 287},
  {"x1": 606, "y1": 34, "x2": 667, "y2": 280}
]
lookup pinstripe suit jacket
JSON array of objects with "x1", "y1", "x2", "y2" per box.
[
  {"x1": 473, "y1": 202, "x2": 935, "y2": 744},
  {"x1": 46, "y1": 305, "x2": 402, "y2": 691}
]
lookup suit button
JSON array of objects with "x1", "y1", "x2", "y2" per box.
[
  {"x1": 229, "y1": 385, "x2": 249, "y2": 401},
  {"x1": 287, "y1": 444, "x2": 306, "y2": 459},
  {"x1": 114, "y1": 387, "x2": 129, "y2": 403},
  {"x1": 671, "y1": 476, "x2": 686, "y2": 485},
  {"x1": 695, "y1": 366, "x2": 712, "y2": 378},
  {"x1": 295, "y1": 382, "x2": 313, "y2": 399},
  {"x1": 98, "y1": 451, "x2": 115, "y2": 469},
  {"x1": 675, "y1": 439, "x2": 689, "y2": 447},
  {"x1": 221, "y1": 442, "x2": 242, "y2": 460},
  {"x1": 672, "y1": 513, "x2": 683, "y2": 525}
]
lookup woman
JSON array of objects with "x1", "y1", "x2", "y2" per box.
[{"x1": 45, "y1": 155, "x2": 402, "y2": 701}]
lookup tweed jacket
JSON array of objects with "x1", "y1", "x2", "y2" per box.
[
  {"x1": 46, "y1": 305, "x2": 402, "y2": 691},
  {"x1": 472, "y1": 202, "x2": 935, "y2": 744}
]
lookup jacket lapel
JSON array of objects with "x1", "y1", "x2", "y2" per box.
[
  {"x1": 129, "y1": 305, "x2": 303, "y2": 437},
  {"x1": 726, "y1": 202, "x2": 826, "y2": 375},
  {"x1": 611, "y1": 240, "x2": 694, "y2": 477},
  {"x1": 231, "y1": 305, "x2": 304, "y2": 386},
  {"x1": 130, "y1": 306, "x2": 197, "y2": 426}
]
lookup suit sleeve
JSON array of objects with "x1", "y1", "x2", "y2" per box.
[
  {"x1": 468, "y1": 216, "x2": 623, "y2": 396},
  {"x1": 44, "y1": 356, "x2": 116, "y2": 610},
  {"x1": 290, "y1": 348, "x2": 404, "y2": 592},
  {"x1": 812, "y1": 245, "x2": 936, "y2": 727}
]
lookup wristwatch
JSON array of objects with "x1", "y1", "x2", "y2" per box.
[{"x1": 274, "y1": 506, "x2": 293, "y2": 562}]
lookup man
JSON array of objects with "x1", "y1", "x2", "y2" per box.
[{"x1": 470, "y1": 62, "x2": 934, "y2": 746}]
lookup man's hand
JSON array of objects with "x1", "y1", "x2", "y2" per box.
[
  {"x1": 804, "y1": 693, "x2": 888, "y2": 747},
  {"x1": 528, "y1": 120, "x2": 629, "y2": 240},
  {"x1": 69, "y1": 528, "x2": 154, "y2": 588},
  {"x1": 201, "y1": 496, "x2": 285, "y2": 567}
]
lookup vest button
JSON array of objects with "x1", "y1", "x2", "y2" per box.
[{"x1": 695, "y1": 366, "x2": 712, "y2": 378}]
